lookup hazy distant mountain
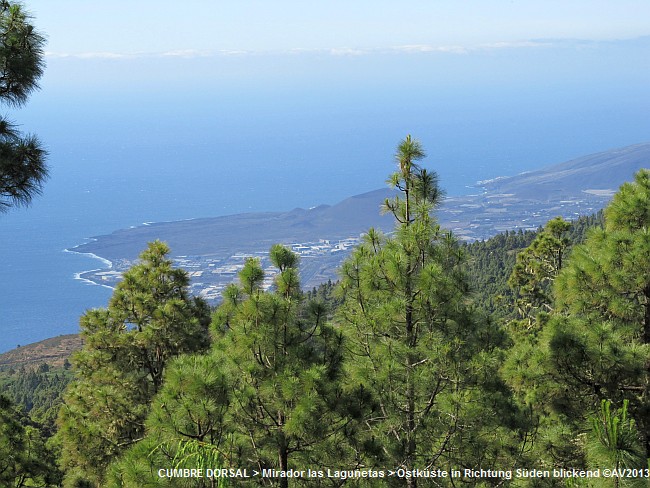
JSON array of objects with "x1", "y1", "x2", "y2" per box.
[
  {"x1": 477, "y1": 142, "x2": 650, "y2": 200},
  {"x1": 74, "y1": 189, "x2": 397, "y2": 263},
  {"x1": 435, "y1": 142, "x2": 649, "y2": 238}
]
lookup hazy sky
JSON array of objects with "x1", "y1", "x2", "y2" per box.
[
  {"x1": 19, "y1": 0, "x2": 650, "y2": 164},
  {"x1": 26, "y1": 1, "x2": 650, "y2": 57}
]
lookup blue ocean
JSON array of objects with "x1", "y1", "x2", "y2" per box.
[{"x1": 1, "y1": 46, "x2": 649, "y2": 352}]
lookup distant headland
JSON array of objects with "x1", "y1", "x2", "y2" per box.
[{"x1": 69, "y1": 142, "x2": 650, "y2": 299}]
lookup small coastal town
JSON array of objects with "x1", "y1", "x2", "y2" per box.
[
  {"x1": 80, "y1": 236, "x2": 363, "y2": 301},
  {"x1": 78, "y1": 187, "x2": 621, "y2": 302},
  {"x1": 438, "y1": 189, "x2": 612, "y2": 241}
]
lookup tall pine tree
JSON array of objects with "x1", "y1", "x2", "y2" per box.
[
  {"x1": 337, "y1": 136, "x2": 516, "y2": 487},
  {"x1": 545, "y1": 169, "x2": 650, "y2": 460}
]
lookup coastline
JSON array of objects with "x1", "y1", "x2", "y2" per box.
[{"x1": 63, "y1": 247, "x2": 116, "y2": 291}]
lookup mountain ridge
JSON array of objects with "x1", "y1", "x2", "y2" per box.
[{"x1": 477, "y1": 142, "x2": 650, "y2": 200}]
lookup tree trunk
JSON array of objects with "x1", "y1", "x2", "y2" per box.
[
  {"x1": 279, "y1": 411, "x2": 288, "y2": 488},
  {"x1": 642, "y1": 285, "x2": 650, "y2": 345},
  {"x1": 403, "y1": 180, "x2": 417, "y2": 488},
  {"x1": 643, "y1": 285, "x2": 650, "y2": 458},
  {"x1": 405, "y1": 187, "x2": 410, "y2": 226},
  {"x1": 405, "y1": 288, "x2": 417, "y2": 488}
]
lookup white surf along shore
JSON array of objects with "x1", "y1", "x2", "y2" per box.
[{"x1": 64, "y1": 242, "x2": 117, "y2": 291}]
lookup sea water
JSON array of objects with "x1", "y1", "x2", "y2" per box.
[{"x1": 1, "y1": 76, "x2": 649, "y2": 353}]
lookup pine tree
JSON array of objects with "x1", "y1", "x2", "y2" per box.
[
  {"x1": 552, "y1": 170, "x2": 650, "y2": 456},
  {"x1": 108, "y1": 245, "x2": 363, "y2": 487},
  {"x1": 106, "y1": 352, "x2": 231, "y2": 488},
  {"x1": 0, "y1": 394, "x2": 60, "y2": 487},
  {"x1": 587, "y1": 400, "x2": 646, "y2": 488},
  {"x1": 528, "y1": 170, "x2": 650, "y2": 465},
  {"x1": 211, "y1": 246, "x2": 359, "y2": 487},
  {"x1": 338, "y1": 136, "x2": 516, "y2": 487},
  {"x1": 57, "y1": 241, "x2": 211, "y2": 487},
  {"x1": 0, "y1": 1, "x2": 48, "y2": 212},
  {"x1": 500, "y1": 214, "x2": 609, "y2": 472},
  {"x1": 508, "y1": 217, "x2": 571, "y2": 324}
]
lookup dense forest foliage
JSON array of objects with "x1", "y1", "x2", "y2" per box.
[
  {"x1": 2, "y1": 135, "x2": 648, "y2": 487},
  {"x1": 463, "y1": 211, "x2": 604, "y2": 319}
]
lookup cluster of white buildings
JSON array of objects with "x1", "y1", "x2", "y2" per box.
[
  {"x1": 290, "y1": 237, "x2": 359, "y2": 256},
  {"x1": 84, "y1": 236, "x2": 363, "y2": 302},
  {"x1": 177, "y1": 237, "x2": 362, "y2": 301}
]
